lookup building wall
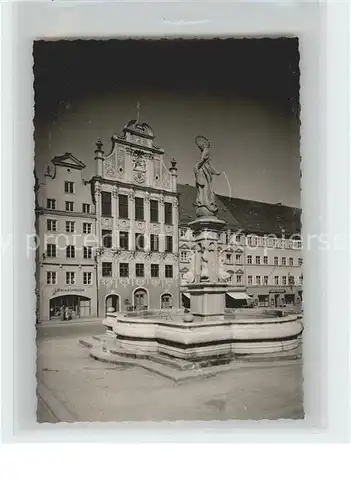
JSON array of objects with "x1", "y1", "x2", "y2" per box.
[
  {"x1": 93, "y1": 120, "x2": 180, "y2": 315},
  {"x1": 36, "y1": 156, "x2": 97, "y2": 321},
  {"x1": 179, "y1": 228, "x2": 303, "y2": 309}
]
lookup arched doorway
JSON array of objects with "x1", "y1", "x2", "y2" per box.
[
  {"x1": 133, "y1": 288, "x2": 148, "y2": 311},
  {"x1": 105, "y1": 294, "x2": 120, "y2": 313},
  {"x1": 161, "y1": 293, "x2": 173, "y2": 309},
  {"x1": 49, "y1": 295, "x2": 91, "y2": 320}
]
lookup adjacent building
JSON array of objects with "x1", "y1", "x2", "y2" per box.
[
  {"x1": 35, "y1": 119, "x2": 302, "y2": 322},
  {"x1": 178, "y1": 185, "x2": 303, "y2": 310},
  {"x1": 36, "y1": 153, "x2": 97, "y2": 321}
]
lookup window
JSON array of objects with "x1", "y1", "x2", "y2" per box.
[
  {"x1": 180, "y1": 251, "x2": 188, "y2": 262},
  {"x1": 255, "y1": 256, "x2": 260, "y2": 265},
  {"x1": 255, "y1": 276, "x2": 261, "y2": 285},
  {"x1": 299, "y1": 275, "x2": 303, "y2": 285},
  {"x1": 66, "y1": 272, "x2": 75, "y2": 285},
  {"x1": 289, "y1": 275, "x2": 295, "y2": 285},
  {"x1": 102, "y1": 230, "x2": 112, "y2": 249},
  {"x1": 119, "y1": 231, "x2": 129, "y2": 250},
  {"x1": 248, "y1": 275, "x2": 253, "y2": 285},
  {"x1": 135, "y1": 263, "x2": 144, "y2": 277},
  {"x1": 258, "y1": 295, "x2": 269, "y2": 307},
  {"x1": 83, "y1": 246, "x2": 92, "y2": 259},
  {"x1": 64, "y1": 181, "x2": 74, "y2": 193},
  {"x1": 235, "y1": 254, "x2": 241, "y2": 264},
  {"x1": 119, "y1": 263, "x2": 129, "y2": 278},
  {"x1": 46, "y1": 271, "x2": 57, "y2": 285},
  {"x1": 180, "y1": 228, "x2": 186, "y2": 238},
  {"x1": 150, "y1": 200, "x2": 159, "y2": 223},
  {"x1": 135, "y1": 197, "x2": 144, "y2": 221},
  {"x1": 135, "y1": 233, "x2": 144, "y2": 250},
  {"x1": 150, "y1": 234, "x2": 159, "y2": 252},
  {"x1": 164, "y1": 202, "x2": 173, "y2": 225},
  {"x1": 274, "y1": 256, "x2": 279, "y2": 266},
  {"x1": 66, "y1": 221, "x2": 75, "y2": 233},
  {"x1": 46, "y1": 244, "x2": 56, "y2": 258},
  {"x1": 289, "y1": 257, "x2": 294, "y2": 266},
  {"x1": 236, "y1": 234, "x2": 241, "y2": 243},
  {"x1": 47, "y1": 198, "x2": 56, "y2": 209},
  {"x1": 247, "y1": 255, "x2": 252, "y2": 264},
  {"x1": 274, "y1": 276, "x2": 279, "y2": 285},
  {"x1": 165, "y1": 265, "x2": 173, "y2": 278},
  {"x1": 282, "y1": 276, "x2": 287, "y2": 285},
  {"x1": 66, "y1": 245, "x2": 75, "y2": 258},
  {"x1": 282, "y1": 257, "x2": 286, "y2": 266},
  {"x1": 165, "y1": 235, "x2": 173, "y2": 253},
  {"x1": 296, "y1": 240, "x2": 302, "y2": 249},
  {"x1": 47, "y1": 219, "x2": 57, "y2": 231},
  {"x1": 151, "y1": 264, "x2": 159, "y2": 278},
  {"x1": 118, "y1": 194, "x2": 128, "y2": 219},
  {"x1": 226, "y1": 253, "x2": 232, "y2": 264},
  {"x1": 82, "y1": 203, "x2": 90, "y2": 214},
  {"x1": 102, "y1": 262, "x2": 112, "y2": 277},
  {"x1": 263, "y1": 256, "x2": 268, "y2": 264},
  {"x1": 225, "y1": 232, "x2": 231, "y2": 244},
  {"x1": 263, "y1": 275, "x2": 269, "y2": 286},
  {"x1": 236, "y1": 274, "x2": 242, "y2": 285},
  {"x1": 101, "y1": 191, "x2": 112, "y2": 217},
  {"x1": 83, "y1": 272, "x2": 92, "y2": 285},
  {"x1": 161, "y1": 294, "x2": 172, "y2": 309},
  {"x1": 298, "y1": 258, "x2": 303, "y2": 266},
  {"x1": 83, "y1": 223, "x2": 92, "y2": 234},
  {"x1": 65, "y1": 201, "x2": 74, "y2": 212}
]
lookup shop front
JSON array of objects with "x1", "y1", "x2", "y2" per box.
[
  {"x1": 41, "y1": 286, "x2": 97, "y2": 321},
  {"x1": 269, "y1": 288, "x2": 287, "y2": 308}
]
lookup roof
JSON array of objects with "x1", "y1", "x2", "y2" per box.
[
  {"x1": 178, "y1": 184, "x2": 301, "y2": 237},
  {"x1": 51, "y1": 153, "x2": 86, "y2": 170}
]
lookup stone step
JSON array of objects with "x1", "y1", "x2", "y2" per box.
[{"x1": 89, "y1": 345, "x2": 301, "y2": 383}]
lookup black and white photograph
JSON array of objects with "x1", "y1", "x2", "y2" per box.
[{"x1": 34, "y1": 38, "x2": 303, "y2": 422}]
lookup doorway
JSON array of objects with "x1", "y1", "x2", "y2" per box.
[
  {"x1": 105, "y1": 294, "x2": 120, "y2": 313},
  {"x1": 133, "y1": 288, "x2": 148, "y2": 311}
]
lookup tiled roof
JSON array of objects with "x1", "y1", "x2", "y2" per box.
[{"x1": 178, "y1": 184, "x2": 301, "y2": 237}]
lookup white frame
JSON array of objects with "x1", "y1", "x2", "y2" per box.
[{"x1": 0, "y1": 1, "x2": 350, "y2": 444}]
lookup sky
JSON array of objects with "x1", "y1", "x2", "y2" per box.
[{"x1": 34, "y1": 38, "x2": 300, "y2": 207}]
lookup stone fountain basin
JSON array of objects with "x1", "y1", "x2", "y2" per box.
[{"x1": 103, "y1": 311, "x2": 303, "y2": 359}]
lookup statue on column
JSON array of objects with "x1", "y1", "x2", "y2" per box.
[{"x1": 194, "y1": 135, "x2": 221, "y2": 217}]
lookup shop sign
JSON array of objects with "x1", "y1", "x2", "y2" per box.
[
  {"x1": 53, "y1": 288, "x2": 86, "y2": 296},
  {"x1": 269, "y1": 289, "x2": 286, "y2": 294}
]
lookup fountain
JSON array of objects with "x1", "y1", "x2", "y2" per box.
[{"x1": 81, "y1": 136, "x2": 303, "y2": 379}]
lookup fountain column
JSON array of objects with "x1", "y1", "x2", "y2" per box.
[{"x1": 187, "y1": 216, "x2": 228, "y2": 321}]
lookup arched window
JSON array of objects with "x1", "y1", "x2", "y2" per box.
[{"x1": 161, "y1": 293, "x2": 173, "y2": 309}]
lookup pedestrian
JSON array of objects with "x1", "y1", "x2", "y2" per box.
[
  {"x1": 64, "y1": 306, "x2": 71, "y2": 321},
  {"x1": 60, "y1": 305, "x2": 65, "y2": 321}
]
